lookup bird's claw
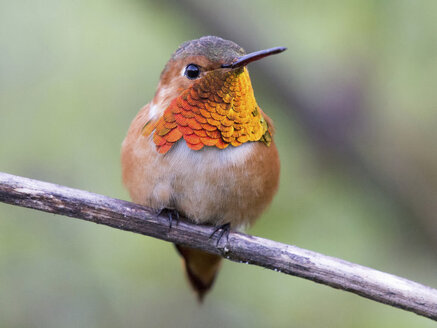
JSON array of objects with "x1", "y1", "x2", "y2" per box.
[
  {"x1": 157, "y1": 208, "x2": 180, "y2": 231},
  {"x1": 209, "y1": 223, "x2": 231, "y2": 247}
]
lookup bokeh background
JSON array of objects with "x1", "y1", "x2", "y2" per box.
[{"x1": 1, "y1": 0, "x2": 437, "y2": 327}]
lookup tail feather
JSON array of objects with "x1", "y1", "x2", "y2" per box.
[{"x1": 175, "y1": 244, "x2": 222, "y2": 302}]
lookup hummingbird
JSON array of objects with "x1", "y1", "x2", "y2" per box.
[{"x1": 121, "y1": 36, "x2": 284, "y2": 301}]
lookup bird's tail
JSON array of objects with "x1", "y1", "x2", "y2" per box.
[{"x1": 175, "y1": 244, "x2": 222, "y2": 302}]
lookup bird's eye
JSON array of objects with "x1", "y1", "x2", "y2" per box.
[{"x1": 184, "y1": 64, "x2": 200, "y2": 79}]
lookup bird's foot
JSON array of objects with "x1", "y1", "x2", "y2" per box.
[
  {"x1": 157, "y1": 208, "x2": 180, "y2": 231},
  {"x1": 209, "y1": 223, "x2": 231, "y2": 247}
]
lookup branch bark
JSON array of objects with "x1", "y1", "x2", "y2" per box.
[{"x1": 0, "y1": 171, "x2": 436, "y2": 321}]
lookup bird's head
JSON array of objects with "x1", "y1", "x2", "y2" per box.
[{"x1": 144, "y1": 36, "x2": 286, "y2": 153}]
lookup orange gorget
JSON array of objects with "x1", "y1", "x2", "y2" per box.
[{"x1": 142, "y1": 67, "x2": 271, "y2": 154}]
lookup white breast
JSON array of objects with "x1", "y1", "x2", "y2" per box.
[{"x1": 168, "y1": 140, "x2": 255, "y2": 169}]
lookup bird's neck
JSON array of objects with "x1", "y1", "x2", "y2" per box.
[{"x1": 143, "y1": 68, "x2": 270, "y2": 154}]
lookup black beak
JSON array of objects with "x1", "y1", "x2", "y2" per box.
[{"x1": 221, "y1": 46, "x2": 287, "y2": 69}]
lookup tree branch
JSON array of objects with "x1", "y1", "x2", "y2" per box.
[{"x1": 0, "y1": 171, "x2": 436, "y2": 320}]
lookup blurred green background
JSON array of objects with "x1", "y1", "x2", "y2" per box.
[{"x1": 1, "y1": 0, "x2": 437, "y2": 327}]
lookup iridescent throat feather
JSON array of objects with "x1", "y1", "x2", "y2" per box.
[{"x1": 142, "y1": 67, "x2": 271, "y2": 154}]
